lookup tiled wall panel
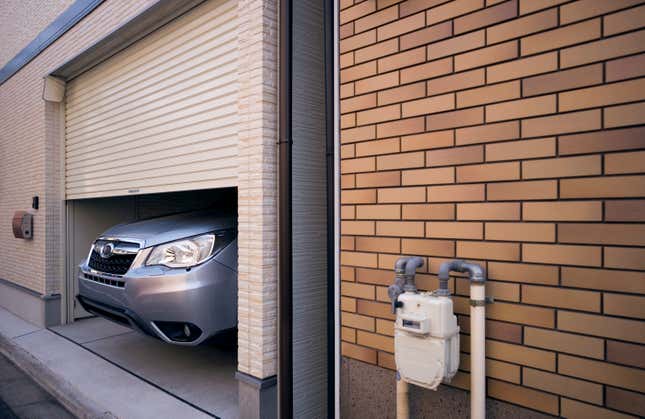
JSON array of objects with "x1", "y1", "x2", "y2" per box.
[
  {"x1": 339, "y1": 1, "x2": 645, "y2": 417},
  {"x1": 0, "y1": 0, "x2": 157, "y2": 295}
]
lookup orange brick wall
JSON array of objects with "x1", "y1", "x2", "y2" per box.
[{"x1": 338, "y1": 0, "x2": 645, "y2": 417}]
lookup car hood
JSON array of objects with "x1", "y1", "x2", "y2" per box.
[{"x1": 98, "y1": 211, "x2": 236, "y2": 248}]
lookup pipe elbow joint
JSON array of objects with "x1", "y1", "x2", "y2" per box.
[
  {"x1": 394, "y1": 257, "x2": 408, "y2": 274},
  {"x1": 438, "y1": 259, "x2": 465, "y2": 281},
  {"x1": 404, "y1": 256, "x2": 424, "y2": 276},
  {"x1": 437, "y1": 260, "x2": 486, "y2": 296},
  {"x1": 437, "y1": 259, "x2": 464, "y2": 296},
  {"x1": 464, "y1": 263, "x2": 486, "y2": 283},
  {"x1": 392, "y1": 256, "x2": 424, "y2": 294},
  {"x1": 439, "y1": 259, "x2": 486, "y2": 283}
]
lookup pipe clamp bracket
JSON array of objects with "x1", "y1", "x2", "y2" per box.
[{"x1": 469, "y1": 296, "x2": 494, "y2": 307}]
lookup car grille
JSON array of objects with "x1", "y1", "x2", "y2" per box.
[
  {"x1": 88, "y1": 249, "x2": 136, "y2": 276},
  {"x1": 83, "y1": 273, "x2": 125, "y2": 288}
]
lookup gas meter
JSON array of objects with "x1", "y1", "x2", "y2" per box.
[
  {"x1": 394, "y1": 291, "x2": 459, "y2": 390},
  {"x1": 391, "y1": 258, "x2": 487, "y2": 419},
  {"x1": 389, "y1": 257, "x2": 459, "y2": 391}
]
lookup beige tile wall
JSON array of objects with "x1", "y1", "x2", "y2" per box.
[
  {"x1": 0, "y1": 0, "x2": 74, "y2": 68},
  {"x1": 0, "y1": 0, "x2": 157, "y2": 295},
  {"x1": 1, "y1": 0, "x2": 279, "y2": 381},
  {"x1": 236, "y1": 0, "x2": 279, "y2": 379}
]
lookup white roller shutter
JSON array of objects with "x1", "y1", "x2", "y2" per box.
[{"x1": 65, "y1": 0, "x2": 238, "y2": 200}]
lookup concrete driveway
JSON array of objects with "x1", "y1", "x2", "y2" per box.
[
  {"x1": 51, "y1": 317, "x2": 239, "y2": 418},
  {"x1": 0, "y1": 307, "x2": 238, "y2": 419}
]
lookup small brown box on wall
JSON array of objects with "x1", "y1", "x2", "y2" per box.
[{"x1": 12, "y1": 211, "x2": 33, "y2": 239}]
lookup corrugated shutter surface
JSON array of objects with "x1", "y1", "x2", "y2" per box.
[{"x1": 65, "y1": 0, "x2": 238, "y2": 199}]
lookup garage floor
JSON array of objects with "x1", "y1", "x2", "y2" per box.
[{"x1": 50, "y1": 317, "x2": 238, "y2": 418}]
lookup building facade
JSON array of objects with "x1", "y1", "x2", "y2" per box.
[
  {"x1": 1, "y1": 0, "x2": 645, "y2": 418},
  {"x1": 0, "y1": 0, "x2": 293, "y2": 417},
  {"x1": 339, "y1": 0, "x2": 645, "y2": 417}
]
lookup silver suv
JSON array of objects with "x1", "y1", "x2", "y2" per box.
[{"x1": 77, "y1": 211, "x2": 237, "y2": 345}]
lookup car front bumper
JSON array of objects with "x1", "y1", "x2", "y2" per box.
[{"x1": 78, "y1": 256, "x2": 237, "y2": 346}]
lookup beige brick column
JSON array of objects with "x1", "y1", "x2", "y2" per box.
[
  {"x1": 44, "y1": 98, "x2": 65, "y2": 297},
  {"x1": 236, "y1": 0, "x2": 279, "y2": 379}
]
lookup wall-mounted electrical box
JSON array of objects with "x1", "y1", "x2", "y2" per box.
[
  {"x1": 12, "y1": 211, "x2": 33, "y2": 239},
  {"x1": 395, "y1": 292, "x2": 459, "y2": 390}
]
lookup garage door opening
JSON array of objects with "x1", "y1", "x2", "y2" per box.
[{"x1": 56, "y1": 187, "x2": 238, "y2": 417}]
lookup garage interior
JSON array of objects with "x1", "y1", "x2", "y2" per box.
[{"x1": 58, "y1": 188, "x2": 239, "y2": 418}]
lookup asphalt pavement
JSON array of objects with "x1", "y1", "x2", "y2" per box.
[{"x1": 0, "y1": 353, "x2": 74, "y2": 419}]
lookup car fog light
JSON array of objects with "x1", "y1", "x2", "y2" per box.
[{"x1": 154, "y1": 321, "x2": 202, "y2": 342}]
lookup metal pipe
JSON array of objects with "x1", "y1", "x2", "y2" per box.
[
  {"x1": 278, "y1": 0, "x2": 293, "y2": 416},
  {"x1": 403, "y1": 256, "x2": 423, "y2": 292},
  {"x1": 389, "y1": 258, "x2": 408, "y2": 314},
  {"x1": 323, "y1": 0, "x2": 337, "y2": 412},
  {"x1": 389, "y1": 257, "x2": 423, "y2": 313},
  {"x1": 470, "y1": 283, "x2": 486, "y2": 419},
  {"x1": 462, "y1": 263, "x2": 485, "y2": 283},
  {"x1": 396, "y1": 373, "x2": 409, "y2": 419},
  {"x1": 331, "y1": 0, "x2": 341, "y2": 414},
  {"x1": 438, "y1": 259, "x2": 463, "y2": 281},
  {"x1": 437, "y1": 259, "x2": 462, "y2": 295},
  {"x1": 403, "y1": 256, "x2": 423, "y2": 277},
  {"x1": 392, "y1": 257, "x2": 421, "y2": 419},
  {"x1": 394, "y1": 257, "x2": 408, "y2": 273},
  {"x1": 438, "y1": 260, "x2": 487, "y2": 419}
]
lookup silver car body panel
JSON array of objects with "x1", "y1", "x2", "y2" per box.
[
  {"x1": 77, "y1": 212, "x2": 237, "y2": 346},
  {"x1": 97, "y1": 211, "x2": 236, "y2": 248}
]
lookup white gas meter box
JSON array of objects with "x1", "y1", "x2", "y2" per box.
[{"x1": 394, "y1": 291, "x2": 460, "y2": 390}]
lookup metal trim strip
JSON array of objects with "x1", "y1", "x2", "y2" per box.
[{"x1": 0, "y1": 0, "x2": 105, "y2": 86}]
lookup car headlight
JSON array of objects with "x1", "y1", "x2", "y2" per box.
[{"x1": 145, "y1": 233, "x2": 215, "y2": 268}]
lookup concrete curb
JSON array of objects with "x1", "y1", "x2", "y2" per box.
[{"x1": 0, "y1": 332, "x2": 116, "y2": 419}]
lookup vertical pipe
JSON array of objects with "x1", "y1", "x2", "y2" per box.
[
  {"x1": 470, "y1": 283, "x2": 486, "y2": 419},
  {"x1": 396, "y1": 376, "x2": 410, "y2": 419},
  {"x1": 324, "y1": 0, "x2": 338, "y2": 414},
  {"x1": 278, "y1": 0, "x2": 293, "y2": 417},
  {"x1": 332, "y1": 0, "x2": 341, "y2": 416}
]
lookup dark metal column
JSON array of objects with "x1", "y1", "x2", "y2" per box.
[
  {"x1": 323, "y1": 0, "x2": 336, "y2": 416},
  {"x1": 278, "y1": 0, "x2": 293, "y2": 417}
]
